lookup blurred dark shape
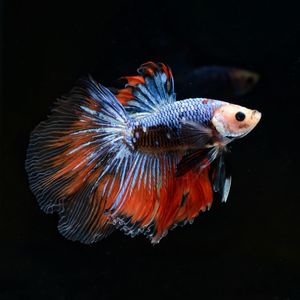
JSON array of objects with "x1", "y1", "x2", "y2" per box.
[
  {"x1": 229, "y1": 68, "x2": 260, "y2": 96},
  {"x1": 177, "y1": 66, "x2": 260, "y2": 99}
]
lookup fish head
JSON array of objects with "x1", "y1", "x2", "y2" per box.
[
  {"x1": 212, "y1": 103, "x2": 261, "y2": 139},
  {"x1": 229, "y1": 68, "x2": 260, "y2": 96}
]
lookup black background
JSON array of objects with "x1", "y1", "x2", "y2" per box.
[{"x1": 2, "y1": 1, "x2": 300, "y2": 299}]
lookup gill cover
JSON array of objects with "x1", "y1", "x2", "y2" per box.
[{"x1": 212, "y1": 103, "x2": 261, "y2": 138}]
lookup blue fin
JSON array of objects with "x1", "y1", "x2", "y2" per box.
[
  {"x1": 211, "y1": 151, "x2": 232, "y2": 203},
  {"x1": 115, "y1": 62, "x2": 176, "y2": 115}
]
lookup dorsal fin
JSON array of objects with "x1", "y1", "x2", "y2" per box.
[{"x1": 115, "y1": 62, "x2": 176, "y2": 114}]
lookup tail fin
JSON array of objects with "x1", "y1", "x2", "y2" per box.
[{"x1": 25, "y1": 77, "x2": 130, "y2": 243}]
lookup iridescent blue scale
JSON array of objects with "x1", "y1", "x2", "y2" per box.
[{"x1": 129, "y1": 98, "x2": 222, "y2": 151}]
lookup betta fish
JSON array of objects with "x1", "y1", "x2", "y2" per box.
[
  {"x1": 177, "y1": 65, "x2": 260, "y2": 99},
  {"x1": 25, "y1": 62, "x2": 261, "y2": 244}
]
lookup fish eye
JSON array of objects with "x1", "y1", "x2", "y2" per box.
[{"x1": 235, "y1": 111, "x2": 246, "y2": 121}]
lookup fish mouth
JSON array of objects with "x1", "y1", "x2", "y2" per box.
[{"x1": 251, "y1": 109, "x2": 262, "y2": 127}]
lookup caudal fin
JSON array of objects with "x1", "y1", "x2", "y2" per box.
[{"x1": 25, "y1": 77, "x2": 130, "y2": 243}]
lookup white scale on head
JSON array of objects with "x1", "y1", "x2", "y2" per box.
[{"x1": 212, "y1": 103, "x2": 261, "y2": 138}]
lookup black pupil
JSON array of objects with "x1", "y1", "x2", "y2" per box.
[{"x1": 235, "y1": 111, "x2": 246, "y2": 121}]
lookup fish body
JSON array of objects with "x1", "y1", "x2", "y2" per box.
[
  {"x1": 25, "y1": 62, "x2": 261, "y2": 244},
  {"x1": 126, "y1": 98, "x2": 219, "y2": 152}
]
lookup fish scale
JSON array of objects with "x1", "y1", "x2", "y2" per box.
[{"x1": 129, "y1": 98, "x2": 222, "y2": 152}]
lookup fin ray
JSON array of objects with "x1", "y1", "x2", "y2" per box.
[
  {"x1": 211, "y1": 151, "x2": 232, "y2": 203},
  {"x1": 115, "y1": 62, "x2": 176, "y2": 114},
  {"x1": 25, "y1": 77, "x2": 130, "y2": 243}
]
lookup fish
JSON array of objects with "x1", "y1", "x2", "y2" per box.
[
  {"x1": 25, "y1": 61, "x2": 261, "y2": 244},
  {"x1": 177, "y1": 65, "x2": 260, "y2": 98}
]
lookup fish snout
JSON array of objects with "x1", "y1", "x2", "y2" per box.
[{"x1": 250, "y1": 109, "x2": 262, "y2": 125}]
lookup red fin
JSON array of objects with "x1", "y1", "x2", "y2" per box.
[
  {"x1": 111, "y1": 156, "x2": 213, "y2": 243},
  {"x1": 138, "y1": 61, "x2": 158, "y2": 76},
  {"x1": 173, "y1": 168, "x2": 213, "y2": 223},
  {"x1": 123, "y1": 75, "x2": 145, "y2": 86},
  {"x1": 160, "y1": 63, "x2": 173, "y2": 80},
  {"x1": 115, "y1": 76, "x2": 145, "y2": 105},
  {"x1": 115, "y1": 87, "x2": 134, "y2": 105},
  {"x1": 152, "y1": 167, "x2": 213, "y2": 243},
  {"x1": 58, "y1": 172, "x2": 120, "y2": 243}
]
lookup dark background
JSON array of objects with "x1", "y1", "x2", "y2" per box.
[{"x1": 2, "y1": 1, "x2": 300, "y2": 299}]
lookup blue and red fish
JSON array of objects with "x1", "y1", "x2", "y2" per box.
[{"x1": 25, "y1": 62, "x2": 261, "y2": 244}]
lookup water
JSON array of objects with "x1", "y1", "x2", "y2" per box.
[{"x1": 2, "y1": 1, "x2": 300, "y2": 299}]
